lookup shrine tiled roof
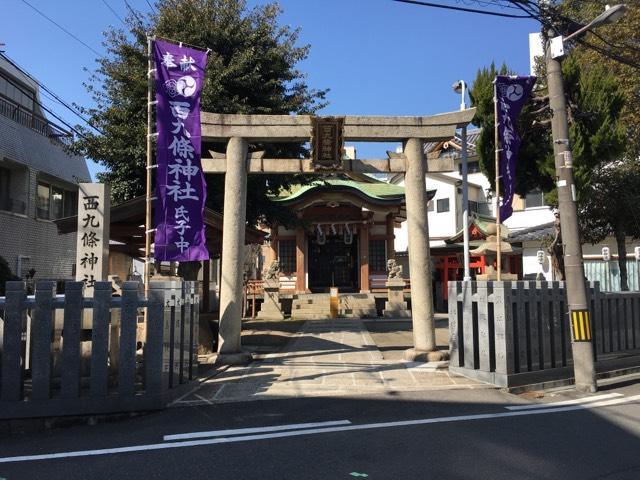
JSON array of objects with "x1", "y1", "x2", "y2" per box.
[
  {"x1": 273, "y1": 178, "x2": 406, "y2": 203},
  {"x1": 444, "y1": 214, "x2": 510, "y2": 244},
  {"x1": 424, "y1": 128, "x2": 481, "y2": 157}
]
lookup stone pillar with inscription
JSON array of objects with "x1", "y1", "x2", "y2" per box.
[
  {"x1": 74, "y1": 183, "x2": 110, "y2": 371},
  {"x1": 75, "y1": 183, "x2": 111, "y2": 307}
]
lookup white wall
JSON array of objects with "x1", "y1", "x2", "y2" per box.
[
  {"x1": 505, "y1": 206, "x2": 555, "y2": 231},
  {"x1": 427, "y1": 178, "x2": 457, "y2": 239},
  {"x1": 522, "y1": 243, "x2": 553, "y2": 280},
  {"x1": 520, "y1": 237, "x2": 640, "y2": 281}
]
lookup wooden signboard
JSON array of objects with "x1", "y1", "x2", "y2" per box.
[{"x1": 311, "y1": 116, "x2": 344, "y2": 170}]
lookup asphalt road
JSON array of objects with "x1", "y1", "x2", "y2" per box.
[{"x1": 1, "y1": 377, "x2": 640, "y2": 480}]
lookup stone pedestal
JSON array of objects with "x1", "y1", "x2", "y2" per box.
[
  {"x1": 383, "y1": 279, "x2": 411, "y2": 318},
  {"x1": 257, "y1": 279, "x2": 285, "y2": 320}
]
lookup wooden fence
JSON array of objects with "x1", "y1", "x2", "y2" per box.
[
  {"x1": 448, "y1": 281, "x2": 640, "y2": 388},
  {"x1": 0, "y1": 279, "x2": 199, "y2": 419}
]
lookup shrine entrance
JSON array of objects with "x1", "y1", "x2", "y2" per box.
[
  {"x1": 200, "y1": 110, "x2": 475, "y2": 363},
  {"x1": 308, "y1": 235, "x2": 358, "y2": 293}
]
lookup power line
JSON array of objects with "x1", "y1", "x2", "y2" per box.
[
  {"x1": 456, "y1": 0, "x2": 525, "y2": 11},
  {"x1": 123, "y1": 0, "x2": 145, "y2": 25},
  {"x1": 0, "y1": 53, "x2": 105, "y2": 135},
  {"x1": 144, "y1": 0, "x2": 157, "y2": 14},
  {"x1": 507, "y1": 0, "x2": 640, "y2": 70},
  {"x1": 101, "y1": 0, "x2": 126, "y2": 26},
  {"x1": 20, "y1": 0, "x2": 103, "y2": 57},
  {"x1": 392, "y1": 0, "x2": 533, "y2": 18}
]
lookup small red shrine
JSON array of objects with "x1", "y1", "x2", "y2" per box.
[{"x1": 431, "y1": 216, "x2": 521, "y2": 301}]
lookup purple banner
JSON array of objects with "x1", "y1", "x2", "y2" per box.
[
  {"x1": 496, "y1": 75, "x2": 536, "y2": 221},
  {"x1": 153, "y1": 39, "x2": 209, "y2": 261}
]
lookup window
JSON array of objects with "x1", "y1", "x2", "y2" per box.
[
  {"x1": 36, "y1": 182, "x2": 78, "y2": 220},
  {"x1": 427, "y1": 200, "x2": 434, "y2": 212},
  {"x1": 37, "y1": 183, "x2": 50, "y2": 219},
  {"x1": 51, "y1": 186, "x2": 64, "y2": 219},
  {"x1": 437, "y1": 198, "x2": 450, "y2": 213},
  {"x1": 525, "y1": 190, "x2": 544, "y2": 209},
  {"x1": 0, "y1": 75, "x2": 35, "y2": 111},
  {"x1": 369, "y1": 239, "x2": 387, "y2": 272},
  {"x1": 0, "y1": 167, "x2": 10, "y2": 211},
  {"x1": 64, "y1": 190, "x2": 77, "y2": 217},
  {"x1": 278, "y1": 239, "x2": 296, "y2": 274}
]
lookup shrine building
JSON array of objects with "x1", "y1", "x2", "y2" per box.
[{"x1": 262, "y1": 174, "x2": 421, "y2": 295}]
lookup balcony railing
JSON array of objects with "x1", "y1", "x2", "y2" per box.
[{"x1": 0, "y1": 93, "x2": 72, "y2": 146}]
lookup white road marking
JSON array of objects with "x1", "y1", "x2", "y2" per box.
[
  {"x1": 194, "y1": 394, "x2": 213, "y2": 406},
  {"x1": 1, "y1": 394, "x2": 639, "y2": 464},
  {"x1": 163, "y1": 420, "x2": 353, "y2": 441},
  {"x1": 505, "y1": 392, "x2": 624, "y2": 411}
]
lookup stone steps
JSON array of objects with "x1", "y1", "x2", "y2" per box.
[{"x1": 291, "y1": 293, "x2": 377, "y2": 320}]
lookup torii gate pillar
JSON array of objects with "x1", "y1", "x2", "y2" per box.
[
  {"x1": 403, "y1": 138, "x2": 444, "y2": 362},
  {"x1": 216, "y1": 137, "x2": 252, "y2": 364}
]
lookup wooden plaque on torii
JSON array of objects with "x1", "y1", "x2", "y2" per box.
[{"x1": 311, "y1": 116, "x2": 345, "y2": 171}]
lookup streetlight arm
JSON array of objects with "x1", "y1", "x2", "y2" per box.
[{"x1": 563, "y1": 4, "x2": 627, "y2": 42}]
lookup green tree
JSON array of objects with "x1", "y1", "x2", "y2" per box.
[
  {"x1": 0, "y1": 254, "x2": 19, "y2": 295},
  {"x1": 469, "y1": 62, "x2": 555, "y2": 199},
  {"x1": 557, "y1": 1, "x2": 640, "y2": 161},
  {"x1": 469, "y1": 56, "x2": 625, "y2": 279},
  {"x1": 72, "y1": 0, "x2": 327, "y2": 226},
  {"x1": 580, "y1": 160, "x2": 640, "y2": 291},
  {"x1": 470, "y1": 57, "x2": 625, "y2": 204}
]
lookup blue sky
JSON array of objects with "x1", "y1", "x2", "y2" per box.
[{"x1": 3, "y1": 0, "x2": 540, "y2": 179}]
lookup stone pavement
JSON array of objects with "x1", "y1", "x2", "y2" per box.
[{"x1": 174, "y1": 319, "x2": 489, "y2": 406}]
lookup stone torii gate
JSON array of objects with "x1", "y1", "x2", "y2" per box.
[{"x1": 200, "y1": 110, "x2": 476, "y2": 364}]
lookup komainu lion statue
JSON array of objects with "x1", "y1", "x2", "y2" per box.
[
  {"x1": 263, "y1": 260, "x2": 280, "y2": 280},
  {"x1": 387, "y1": 259, "x2": 403, "y2": 279}
]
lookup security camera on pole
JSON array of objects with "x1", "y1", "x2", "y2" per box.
[{"x1": 543, "y1": 3, "x2": 627, "y2": 392}]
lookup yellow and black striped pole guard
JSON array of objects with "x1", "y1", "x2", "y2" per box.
[{"x1": 571, "y1": 309, "x2": 592, "y2": 342}]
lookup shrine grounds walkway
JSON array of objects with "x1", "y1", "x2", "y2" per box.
[{"x1": 173, "y1": 317, "x2": 488, "y2": 406}]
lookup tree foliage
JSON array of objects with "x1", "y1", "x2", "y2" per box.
[
  {"x1": 469, "y1": 62, "x2": 555, "y2": 200},
  {"x1": 579, "y1": 160, "x2": 640, "y2": 290},
  {"x1": 72, "y1": 0, "x2": 327, "y2": 226},
  {"x1": 469, "y1": 57, "x2": 625, "y2": 205},
  {"x1": 557, "y1": 1, "x2": 640, "y2": 161},
  {"x1": 0, "y1": 254, "x2": 19, "y2": 295}
]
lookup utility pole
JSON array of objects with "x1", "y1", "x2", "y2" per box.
[{"x1": 545, "y1": 30, "x2": 596, "y2": 393}]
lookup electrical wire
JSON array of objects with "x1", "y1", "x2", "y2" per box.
[
  {"x1": 0, "y1": 53, "x2": 106, "y2": 135},
  {"x1": 123, "y1": 0, "x2": 145, "y2": 25},
  {"x1": 456, "y1": 0, "x2": 524, "y2": 11},
  {"x1": 392, "y1": 0, "x2": 533, "y2": 18},
  {"x1": 20, "y1": 0, "x2": 103, "y2": 57},
  {"x1": 506, "y1": 0, "x2": 640, "y2": 70},
  {"x1": 144, "y1": 0, "x2": 157, "y2": 14},
  {"x1": 101, "y1": 0, "x2": 126, "y2": 26}
]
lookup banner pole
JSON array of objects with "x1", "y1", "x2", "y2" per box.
[
  {"x1": 144, "y1": 35, "x2": 154, "y2": 294},
  {"x1": 494, "y1": 81, "x2": 502, "y2": 281}
]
